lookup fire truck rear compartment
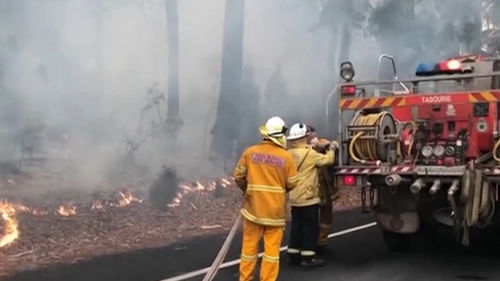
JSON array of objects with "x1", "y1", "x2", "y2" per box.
[{"x1": 334, "y1": 56, "x2": 500, "y2": 247}]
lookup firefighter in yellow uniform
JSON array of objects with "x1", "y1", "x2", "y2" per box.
[
  {"x1": 234, "y1": 116, "x2": 298, "y2": 281},
  {"x1": 286, "y1": 123, "x2": 335, "y2": 268},
  {"x1": 315, "y1": 138, "x2": 338, "y2": 249},
  {"x1": 306, "y1": 126, "x2": 339, "y2": 249}
]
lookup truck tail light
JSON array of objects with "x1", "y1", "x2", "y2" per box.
[
  {"x1": 340, "y1": 85, "x2": 356, "y2": 95},
  {"x1": 343, "y1": 175, "x2": 356, "y2": 186}
]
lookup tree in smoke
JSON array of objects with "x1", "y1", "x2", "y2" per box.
[
  {"x1": 236, "y1": 66, "x2": 260, "y2": 156},
  {"x1": 210, "y1": 0, "x2": 245, "y2": 161},
  {"x1": 311, "y1": 0, "x2": 361, "y2": 136},
  {"x1": 316, "y1": 0, "x2": 484, "y2": 75},
  {"x1": 481, "y1": 0, "x2": 500, "y2": 55},
  {"x1": 367, "y1": 0, "x2": 483, "y2": 67},
  {"x1": 262, "y1": 66, "x2": 300, "y2": 124},
  {"x1": 0, "y1": 1, "x2": 32, "y2": 158},
  {"x1": 164, "y1": 0, "x2": 182, "y2": 141}
]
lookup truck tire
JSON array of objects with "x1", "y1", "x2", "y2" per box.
[
  {"x1": 382, "y1": 230, "x2": 411, "y2": 252},
  {"x1": 417, "y1": 222, "x2": 439, "y2": 250}
]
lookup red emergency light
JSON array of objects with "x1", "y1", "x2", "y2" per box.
[
  {"x1": 343, "y1": 175, "x2": 356, "y2": 186},
  {"x1": 341, "y1": 85, "x2": 356, "y2": 95},
  {"x1": 437, "y1": 59, "x2": 462, "y2": 72},
  {"x1": 446, "y1": 60, "x2": 461, "y2": 70}
]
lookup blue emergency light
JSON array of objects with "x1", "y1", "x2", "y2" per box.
[{"x1": 415, "y1": 63, "x2": 435, "y2": 76}]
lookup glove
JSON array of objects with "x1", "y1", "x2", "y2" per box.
[
  {"x1": 314, "y1": 139, "x2": 331, "y2": 153},
  {"x1": 330, "y1": 140, "x2": 339, "y2": 150}
]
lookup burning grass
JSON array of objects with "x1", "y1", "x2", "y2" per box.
[
  {"x1": 0, "y1": 202, "x2": 18, "y2": 248},
  {"x1": 0, "y1": 177, "x2": 240, "y2": 277},
  {"x1": 0, "y1": 173, "x2": 361, "y2": 278}
]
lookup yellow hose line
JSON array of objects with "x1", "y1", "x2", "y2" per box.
[
  {"x1": 493, "y1": 137, "x2": 500, "y2": 162},
  {"x1": 349, "y1": 132, "x2": 365, "y2": 164},
  {"x1": 402, "y1": 121, "x2": 416, "y2": 157}
]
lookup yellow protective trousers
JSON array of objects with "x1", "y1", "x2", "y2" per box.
[{"x1": 240, "y1": 218, "x2": 283, "y2": 281}]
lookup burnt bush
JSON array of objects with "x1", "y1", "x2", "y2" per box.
[{"x1": 149, "y1": 167, "x2": 179, "y2": 209}]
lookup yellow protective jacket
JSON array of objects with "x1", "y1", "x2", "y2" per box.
[
  {"x1": 288, "y1": 143, "x2": 335, "y2": 207},
  {"x1": 234, "y1": 140, "x2": 298, "y2": 226}
]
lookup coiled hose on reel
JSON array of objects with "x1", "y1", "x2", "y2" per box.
[
  {"x1": 460, "y1": 166, "x2": 495, "y2": 245},
  {"x1": 349, "y1": 112, "x2": 398, "y2": 165},
  {"x1": 493, "y1": 137, "x2": 500, "y2": 162}
]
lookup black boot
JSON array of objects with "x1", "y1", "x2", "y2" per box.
[{"x1": 300, "y1": 256, "x2": 326, "y2": 269}]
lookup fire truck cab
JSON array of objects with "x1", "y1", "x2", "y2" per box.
[{"x1": 331, "y1": 54, "x2": 500, "y2": 250}]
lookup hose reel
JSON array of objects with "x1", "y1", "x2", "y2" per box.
[
  {"x1": 348, "y1": 111, "x2": 399, "y2": 164},
  {"x1": 459, "y1": 166, "x2": 495, "y2": 245}
]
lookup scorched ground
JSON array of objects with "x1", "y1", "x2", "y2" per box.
[{"x1": 0, "y1": 164, "x2": 360, "y2": 278}]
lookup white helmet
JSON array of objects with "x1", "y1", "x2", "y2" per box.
[
  {"x1": 287, "y1": 123, "x2": 308, "y2": 140},
  {"x1": 263, "y1": 116, "x2": 287, "y2": 136}
]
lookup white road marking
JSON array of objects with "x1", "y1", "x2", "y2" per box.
[{"x1": 161, "y1": 222, "x2": 377, "y2": 281}]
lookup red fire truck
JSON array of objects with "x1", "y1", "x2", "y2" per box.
[{"x1": 331, "y1": 54, "x2": 500, "y2": 250}]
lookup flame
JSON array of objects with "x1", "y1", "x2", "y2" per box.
[
  {"x1": 220, "y1": 177, "x2": 233, "y2": 188},
  {"x1": 221, "y1": 178, "x2": 231, "y2": 186},
  {"x1": 179, "y1": 183, "x2": 193, "y2": 192},
  {"x1": 57, "y1": 203, "x2": 76, "y2": 216},
  {"x1": 117, "y1": 191, "x2": 142, "y2": 207},
  {"x1": 91, "y1": 200, "x2": 104, "y2": 211},
  {"x1": 167, "y1": 196, "x2": 181, "y2": 208},
  {"x1": 195, "y1": 181, "x2": 206, "y2": 191},
  {"x1": 32, "y1": 209, "x2": 49, "y2": 216},
  {"x1": 168, "y1": 177, "x2": 233, "y2": 207},
  {"x1": 0, "y1": 201, "x2": 19, "y2": 248}
]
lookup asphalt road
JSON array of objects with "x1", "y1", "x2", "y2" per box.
[
  {"x1": 6, "y1": 209, "x2": 500, "y2": 281},
  {"x1": 213, "y1": 227, "x2": 500, "y2": 281}
]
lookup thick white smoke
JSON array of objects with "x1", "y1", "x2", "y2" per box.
[{"x1": 0, "y1": 0, "x2": 485, "y2": 188}]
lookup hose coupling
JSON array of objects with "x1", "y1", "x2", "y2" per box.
[
  {"x1": 385, "y1": 174, "x2": 402, "y2": 187},
  {"x1": 410, "y1": 178, "x2": 425, "y2": 194},
  {"x1": 429, "y1": 179, "x2": 441, "y2": 195},
  {"x1": 447, "y1": 179, "x2": 460, "y2": 197}
]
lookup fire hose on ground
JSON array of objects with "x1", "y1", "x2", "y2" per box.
[{"x1": 201, "y1": 214, "x2": 242, "y2": 281}]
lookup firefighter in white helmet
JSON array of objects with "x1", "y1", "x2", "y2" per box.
[
  {"x1": 286, "y1": 122, "x2": 335, "y2": 268},
  {"x1": 234, "y1": 116, "x2": 298, "y2": 281}
]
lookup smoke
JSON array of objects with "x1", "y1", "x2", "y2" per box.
[{"x1": 0, "y1": 0, "x2": 488, "y2": 190}]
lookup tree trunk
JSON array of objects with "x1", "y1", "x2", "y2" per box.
[
  {"x1": 210, "y1": 0, "x2": 245, "y2": 160},
  {"x1": 328, "y1": 18, "x2": 352, "y2": 138},
  {"x1": 164, "y1": 0, "x2": 181, "y2": 135}
]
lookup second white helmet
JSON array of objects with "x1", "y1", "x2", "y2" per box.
[{"x1": 287, "y1": 123, "x2": 308, "y2": 140}]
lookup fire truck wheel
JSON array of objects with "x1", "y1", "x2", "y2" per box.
[
  {"x1": 416, "y1": 222, "x2": 439, "y2": 250},
  {"x1": 382, "y1": 230, "x2": 411, "y2": 252}
]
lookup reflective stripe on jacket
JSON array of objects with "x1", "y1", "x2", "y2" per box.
[
  {"x1": 288, "y1": 144, "x2": 335, "y2": 207},
  {"x1": 234, "y1": 140, "x2": 298, "y2": 226}
]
